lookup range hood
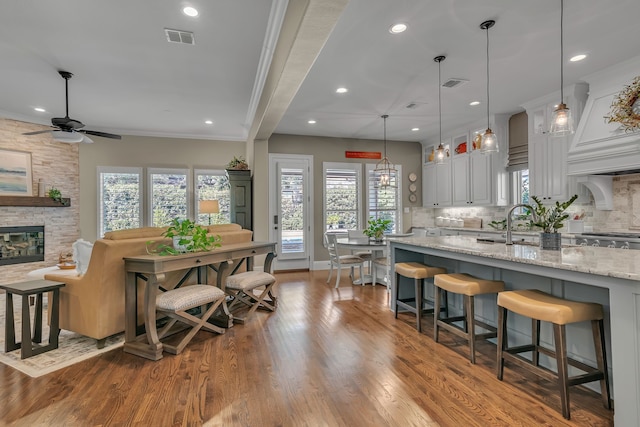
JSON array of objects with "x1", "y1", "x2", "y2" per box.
[
  {"x1": 568, "y1": 56, "x2": 640, "y2": 176},
  {"x1": 566, "y1": 56, "x2": 640, "y2": 210}
]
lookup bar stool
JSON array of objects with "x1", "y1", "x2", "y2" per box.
[
  {"x1": 433, "y1": 273, "x2": 505, "y2": 364},
  {"x1": 394, "y1": 262, "x2": 447, "y2": 332},
  {"x1": 496, "y1": 289, "x2": 611, "y2": 420}
]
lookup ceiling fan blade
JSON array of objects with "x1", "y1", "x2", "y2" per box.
[
  {"x1": 81, "y1": 130, "x2": 122, "y2": 140},
  {"x1": 22, "y1": 129, "x2": 55, "y2": 136}
]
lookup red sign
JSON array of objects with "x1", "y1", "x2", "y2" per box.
[{"x1": 345, "y1": 151, "x2": 381, "y2": 159}]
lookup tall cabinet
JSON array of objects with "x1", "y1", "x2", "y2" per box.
[
  {"x1": 522, "y1": 83, "x2": 589, "y2": 203},
  {"x1": 227, "y1": 170, "x2": 253, "y2": 230},
  {"x1": 422, "y1": 140, "x2": 452, "y2": 207}
]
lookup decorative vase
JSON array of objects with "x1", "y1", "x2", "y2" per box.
[{"x1": 539, "y1": 232, "x2": 561, "y2": 250}]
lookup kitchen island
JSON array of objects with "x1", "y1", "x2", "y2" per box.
[{"x1": 390, "y1": 235, "x2": 640, "y2": 426}]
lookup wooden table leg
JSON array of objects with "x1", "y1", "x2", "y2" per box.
[
  {"x1": 4, "y1": 292, "x2": 19, "y2": 353},
  {"x1": 21, "y1": 293, "x2": 33, "y2": 359},
  {"x1": 33, "y1": 293, "x2": 43, "y2": 343},
  {"x1": 50, "y1": 289, "x2": 61, "y2": 348}
]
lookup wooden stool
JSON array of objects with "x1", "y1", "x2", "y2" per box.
[
  {"x1": 156, "y1": 285, "x2": 226, "y2": 355},
  {"x1": 394, "y1": 262, "x2": 447, "y2": 333},
  {"x1": 225, "y1": 271, "x2": 277, "y2": 324},
  {"x1": 497, "y1": 289, "x2": 611, "y2": 420},
  {"x1": 433, "y1": 273, "x2": 504, "y2": 364}
]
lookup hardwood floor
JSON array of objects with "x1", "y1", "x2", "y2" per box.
[{"x1": 1, "y1": 271, "x2": 613, "y2": 426}]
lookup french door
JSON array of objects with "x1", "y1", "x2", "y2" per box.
[{"x1": 269, "y1": 154, "x2": 313, "y2": 271}]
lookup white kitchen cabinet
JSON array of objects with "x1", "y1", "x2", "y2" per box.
[
  {"x1": 452, "y1": 150, "x2": 492, "y2": 206},
  {"x1": 422, "y1": 140, "x2": 452, "y2": 207},
  {"x1": 524, "y1": 84, "x2": 590, "y2": 203}
]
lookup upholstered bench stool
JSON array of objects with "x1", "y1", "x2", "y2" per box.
[
  {"x1": 433, "y1": 273, "x2": 505, "y2": 364},
  {"x1": 394, "y1": 262, "x2": 447, "y2": 333},
  {"x1": 156, "y1": 285, "x2": 226, "y2": 355},
  {"x1": 496, "y1": 289, "x2": 611, "y2": 419},
  {"x1": 226, "y1": 271, "x2": 277, "y2": 324}
]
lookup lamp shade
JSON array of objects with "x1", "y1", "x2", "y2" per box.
[
  {"x1": 199, "y1": 199, "x2": 219, "y2": 214},
  {"x1": 51, "y1": 130, "x2": 84, "y2": 143}
]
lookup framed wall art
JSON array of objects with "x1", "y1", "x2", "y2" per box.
[{"x1": 0, "y1": 148, "x2": 33, "y2": 196}]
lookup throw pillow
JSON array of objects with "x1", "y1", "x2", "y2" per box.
[{"x1": 72, "y1": 239, "x2": 94, "y2": 275}]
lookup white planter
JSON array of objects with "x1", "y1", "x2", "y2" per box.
[{"x1": 172, "y1": 235, "x2": 193, "y2": 253}]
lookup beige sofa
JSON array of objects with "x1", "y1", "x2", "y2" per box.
[{"x1": 45, "y1": 224, "x2": 252, "y2": 347}]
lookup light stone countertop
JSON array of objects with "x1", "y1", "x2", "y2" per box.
[{"x1": 390, "y1": 235, "x2": 640, "y2": 281}]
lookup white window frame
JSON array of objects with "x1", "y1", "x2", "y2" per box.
[
  {"x1": 323, "y1": 162, "x2": 363, "y2": 232},
  {"x1": 194, "y1": 168, "x2": 231, "y2": 223},
  {"x1": 147, "y1": 167, "x2": 191, "y2": 226},
  {"x1": 365, "y1": 163, "x2": 402, "y2": 233},
  {"x1": 97, "y1": 166, "x2": 143, "y2": 238}
]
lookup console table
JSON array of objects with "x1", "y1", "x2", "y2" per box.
[
  {"x1": 1, "y1": 279, "x2": 65, "y2": 359},
  {"x1": 123, "y1": 241, "x2": 276, "y2": 360}
]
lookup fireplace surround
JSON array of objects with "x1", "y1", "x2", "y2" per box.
[{"x1": 0, "y1": 226, "x2": 45, "y2": 266}]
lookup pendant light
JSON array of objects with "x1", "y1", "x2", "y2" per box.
[
  {"x1": 434, "y1": 55, "x2": 448, "y2": 164},
  {"x1": 480, "y1": 20, "x2": 498, "y2": 154},
  {"x1": 374, "y1": 114, "x2": 397, "y2": 188},
  {"x1": 549, "y1": 0, "x2": 574, "y2": 136}
]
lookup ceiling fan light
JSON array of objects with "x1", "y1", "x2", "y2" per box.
[{"x1": 51, "y1": 130, "x2": 83, "y2": 143}]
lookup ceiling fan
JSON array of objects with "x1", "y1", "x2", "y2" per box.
[{"x1": 23, "y1": 70, "x2": 122, "y2": 143}]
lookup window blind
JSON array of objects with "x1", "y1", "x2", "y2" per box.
[{"x1": 508, "y1": 111, "x2": 528, "y2": 171}]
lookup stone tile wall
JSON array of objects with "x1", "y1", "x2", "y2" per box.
[
  {"x1": 0, "y1": 118, "x2": 80, "y2": 284},
  {"x1": 411, "y1": 173, "x2": 640, "y2": 233}
]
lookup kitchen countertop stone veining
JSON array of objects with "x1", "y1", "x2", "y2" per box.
[{"x1": 391, "y1": 235, "x2": 640, "y2": 281}]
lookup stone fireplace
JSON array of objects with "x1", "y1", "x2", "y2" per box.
[{"x1": 0, "y1": 118, "x2": 80, "y2": 283}]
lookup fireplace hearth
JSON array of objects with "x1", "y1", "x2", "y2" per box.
[{"x1": 0, "y1": 226, "x2": 45, "y2": 266}]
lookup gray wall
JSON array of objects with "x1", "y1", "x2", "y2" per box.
[
  {"x1": 78, "y1": 135, "x2": 244, "y2": 241},
  {"x1": 268, "y1": 133, "x2": 423, "y2": 262}
]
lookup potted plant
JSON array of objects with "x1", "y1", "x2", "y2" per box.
[
  {"x1": 363, "y1": 217, "x2": 392, "y2": 242},
  {"x1": 47, "y1": 187, "x2": 69, "y2": 206},
  {"x1": 226, "y1": 156, "x2": 249, "y2": 171},
  {"x1": 530, "y1": 194, "x2": 578, "y2": 250},
  {"x1": 150, "y1": 218, "x2": 221, "y2": 255}
]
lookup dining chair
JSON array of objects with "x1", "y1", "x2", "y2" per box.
[
  {"x1": 324, "y1": 232, "x2": 365, "y2": 288},
  {"x1": 347, "y1": 229, "x2": 373, "y2": 272}
]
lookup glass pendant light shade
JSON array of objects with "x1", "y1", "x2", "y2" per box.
[
  {"x1": 549, "y1": 0, "x2": 574, "y2": 136},
  {"x1": 481, "y1": 128, "x2": 498, "y2": 153},
  {"x1": 435, "y1": 143, "x2": 446, "y2": 164},
  {"x1": 374, "y1": 114, "x2": 397, "y2": 188},
  {"x1": 550, "y1": 103, "x2": 574, "y2": 135},
  {"x1": 479, "y1": 20, "x2": 498, "y2": 154}
]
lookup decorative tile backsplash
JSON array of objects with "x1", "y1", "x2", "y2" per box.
[{"x1": 411, "y1": 173, "x2": 640, "y2": 233}]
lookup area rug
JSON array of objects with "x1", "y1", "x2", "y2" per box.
[{"x1": 0, "y1": 293, "x2": 123, "y2": 378}]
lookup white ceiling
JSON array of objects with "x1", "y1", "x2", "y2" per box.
[{"x1": 1, "y1": 0, "x2": 640, "y2": 144}]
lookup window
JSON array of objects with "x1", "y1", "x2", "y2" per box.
[
  {"x1": 148, "y1": 168, "x2": 189, "y2": 226},
  {"x1": 195, "y1": 169, "x2": 230, "y2": 224},
  {"x1": 512, "y1": 169, "x2": 530, "y2": 205},
  {"x1": 323, "y1": 163, "x2": 362, "y2": 231},
  {"x1": 98, "y1": 167, "x2": 143, "y2": 237},
  {"x1": 366, "y1": 164, "x2": 402, "y2": 233}
]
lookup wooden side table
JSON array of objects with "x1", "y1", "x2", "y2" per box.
[{"x1": 0, "y1": 279, "x2": 65, "y2": 359}]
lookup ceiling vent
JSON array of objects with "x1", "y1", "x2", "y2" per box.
[
  {"x1": 405, "y1": 101, "x2": 427, "y2": 109},
  {"x1": 442, "y1": 78, "x2": 469, "y2": 88},
  {"x1": 164, "y1": 28, "x2": 195, "y2": 45}
]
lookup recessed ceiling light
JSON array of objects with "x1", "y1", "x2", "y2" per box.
[
  {"x1": 469, "y1": 101, "x2": 480, "y2": 106},
  {"x1": 183, "y1": 6, "x2": 198, "y2": 17},
  {"x1": 570, "y1": 54, "x2": 587, "y2": 62},
  {"x1": 34, "y1": 107, "x2": 46, "y2": 112},
  {"x1": 308, "y1": 120, "x2": 316, "y2": 124},
  {"x1": 389, "y1": 23, "x2": 407, "y2": 34},
  {"x1": 336, "y1": 87, "x2": 348, "y2": 94},
  {"x1": 204, "y1": 120, "x2": 213, "y2": 125},
  {"x1": 411, "y1": 127, "x2": 419, "y2": 131}
]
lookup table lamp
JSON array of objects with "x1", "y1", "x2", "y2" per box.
[{"x1": 199, "y1": 199, "x2": 219, "y2": 225}]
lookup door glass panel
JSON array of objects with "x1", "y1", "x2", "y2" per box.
[{"x1": 279, "y1": 167, "x2": 305, "y2": 256}]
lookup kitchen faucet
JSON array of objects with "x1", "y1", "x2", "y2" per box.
[{"x1": 505, "y1": 204, "x2": 538, "y2": 245}]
